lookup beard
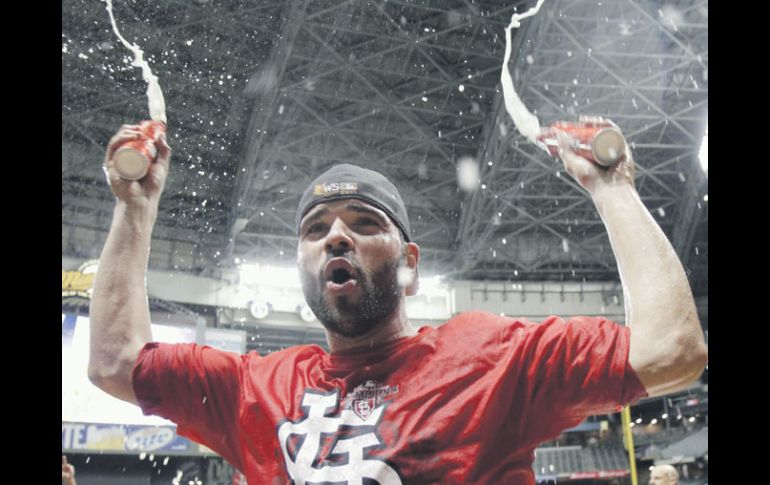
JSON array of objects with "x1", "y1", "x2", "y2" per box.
[{"x1": 299, "y1": 254, "x2": 402, "y2": 338}]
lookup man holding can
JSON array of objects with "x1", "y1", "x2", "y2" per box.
[{"x1": 88, "y1": 121, "x2": 706, "y2": 484}]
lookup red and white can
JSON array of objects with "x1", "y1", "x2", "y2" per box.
[
  {"x1": 112, "y1": 120, "x2": 167, "y2": 180},
  {"x1": 536, "y1": 118, "x2": 626, "y2": 167}
]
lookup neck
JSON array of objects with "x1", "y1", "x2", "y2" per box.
[{"x1": 326, "y1": 305, "x2": 417, "y2": 353}]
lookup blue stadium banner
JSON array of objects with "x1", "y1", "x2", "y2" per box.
[{"x1": 62, "y1": 422, "x2": 193, "y2": 453}]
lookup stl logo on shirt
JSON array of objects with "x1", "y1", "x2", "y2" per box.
[
  {"x1": 343, "y1": 380, "x2": 399, "y2": 422},
  {"x1": 353, "y1": 398, "x2": 375, "y2": 420},
  {"x1": 277, "y1": 389, "x2": 402, "y2": 485}
]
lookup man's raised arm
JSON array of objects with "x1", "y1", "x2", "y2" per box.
[
  {"x1": 88, "y1": 123, "x2": 171, "y2": 404},
  {"x1": 557, "y1": 128, "x2": 707, "y2": 397}
]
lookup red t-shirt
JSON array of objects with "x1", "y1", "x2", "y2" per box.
[{"x1": 133, "y1": 311, "x2": 647, "y2": 484}]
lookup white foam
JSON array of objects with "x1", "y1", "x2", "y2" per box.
[
  {"x1": 105, "y1": 0, "x2": 167, "y2": 124},
  {"x1": 457, "y1": 156, "x2": 480, "y2": 192},
  {"x1": 500, "y1": 0, "x2": 547, "y2": 143},
  {"x1": 397, "y1": 267, "x2": 415, "y2": 288}
]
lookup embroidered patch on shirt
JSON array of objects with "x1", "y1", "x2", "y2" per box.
[{"x1": 342, "y1": 380, "x2": 399, "y2": 420}]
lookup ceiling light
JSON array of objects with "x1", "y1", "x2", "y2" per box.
[
  {"x1": 248, "y1": 300, "x2": 271, "y2": 320},
  {"x1": 699, "y1": 123, "x2": 708, "y2": 175}
]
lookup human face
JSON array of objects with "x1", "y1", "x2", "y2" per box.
[
  {"x1": 649, "y1": 467, "x2": 675, "y2": 485},
  {"x1": 297, "y1": 199, "x2": 407, "y2": 338}
]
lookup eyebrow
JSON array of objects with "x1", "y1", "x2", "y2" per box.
[
  {"x1": 346, "y1": 203, "x2": 388, "y2": 223},
  {"x1": 300, "y1": 203, "x2": 388, "y2": 232},
  {"x1": 300, "y1": 207, "x2": 329, "y2": 232}
]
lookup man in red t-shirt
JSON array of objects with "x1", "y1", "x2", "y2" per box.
[{"x1": 89, "y1": 123, "x2": 706, "y2": 484}]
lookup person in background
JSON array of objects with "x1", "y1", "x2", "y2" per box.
[
  {"x1": 62, "y1": 456, "x2": 76, "y2": 485},
  {"x1": 649, "y1": 464, "x2": 679, "y2": 485}
]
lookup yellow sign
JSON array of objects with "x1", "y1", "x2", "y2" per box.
[{"x1": 62, "y1": 260, "x2": 98, "y2": 299}]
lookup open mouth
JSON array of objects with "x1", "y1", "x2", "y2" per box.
[
  {"x1": 324, "y1": 258, "x2": 359, "y2": 294},
  {"x1": 331, "y1": 268, "x2": 353, "y2": 284}
]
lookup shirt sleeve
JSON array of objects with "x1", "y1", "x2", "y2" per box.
[
  {"x1": 505, "y1": 316, "x2": 648, "y2": 444},
  {"x1": 131, "y1": 342, "x2": 247, "y2": 469}
]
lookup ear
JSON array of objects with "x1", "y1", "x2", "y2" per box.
[{"x1": 404, "y1": 242, "x2": 420, "y2": 296}]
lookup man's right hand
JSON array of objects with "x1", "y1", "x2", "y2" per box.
[{"x1": 102, "y1": 123, "x2": 172, "y2": 204}]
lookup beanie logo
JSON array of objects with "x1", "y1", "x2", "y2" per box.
[{"x1": 314, "y1": 182, "x2": 358, "y2": 197}]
